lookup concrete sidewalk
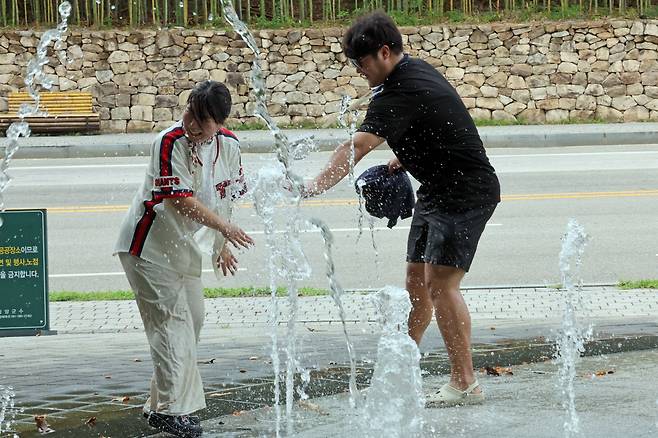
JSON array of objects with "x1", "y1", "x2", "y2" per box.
[
  {"x1": 5, "y1": 122, "x2": 658, "y2": 159},
  {"x1": 1, "y1": 285, "x2": 657, "y2": 436}
]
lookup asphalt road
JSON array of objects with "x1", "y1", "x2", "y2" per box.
[{"x1": 3, "y1": 144, "x2": 658, "y2": 292}]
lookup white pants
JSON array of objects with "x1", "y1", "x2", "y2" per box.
[{"x1": 119, "y1": 252, "x2": 206, "y2": 415}]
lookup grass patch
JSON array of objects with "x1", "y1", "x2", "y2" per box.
[
  {"x1": 238, "y1": 8, "x2": 658, "y2": 29},
  {"x1": 204, "y1": 287, "x2": 329, "y2": 298},
  {"x1": 618, "y1": 279, "x2": 658, "y2": 290},
  {"x1": 50, "y1": 287, "x2": 330, "y2": 302},
  {"x1": 227, "y1": 120, "x2": 341, "y2": 131},
  {"x1": 51, "y1": 290, "x2": 136, "y2": 301},
  {"x1": 229, "y1": 117, "x2": 619, "y2": 131},
  {"x1": 473, "y1": 117, "x2": 611, "y2": 127}
]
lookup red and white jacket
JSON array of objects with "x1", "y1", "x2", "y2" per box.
[{"x1": 115, "y1": 121, "x2": 246, "y2": 278}]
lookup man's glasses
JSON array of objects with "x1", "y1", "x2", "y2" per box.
[
  {"x1": 348, "y1": 57, "x2": 363, "y2": 70},
  {"x1": 347, "y1": 44, "x2": 390, "y2": 70}
]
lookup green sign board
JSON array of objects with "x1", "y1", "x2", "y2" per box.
[{"x1": 0, "y1": 209, "x2": 49, "y2": 333}]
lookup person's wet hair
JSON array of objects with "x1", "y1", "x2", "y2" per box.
[
  {"x1": 342, "y1": 11, "x2": 403, "y2": 60},
  {"x1": 187, "y1": 80, "x2": 232, "y2": 125}
]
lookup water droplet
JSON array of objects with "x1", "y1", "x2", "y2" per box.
[
  {"x1": 59, "y1": 1, "x2": 72, "y2": 18},
  {"x1": 179, "y1": 1, "x2": 184, "y2": 7},
  {"x1": 208, "y1": 14, "x2": 214, "y2": 20},
  {"x1": 111, "y1": 4, "x2": 116, "y2": 10}
]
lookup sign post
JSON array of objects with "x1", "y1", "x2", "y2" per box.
[{"x1": 0, "y1": 209, "x2": 54, "y2": 336}]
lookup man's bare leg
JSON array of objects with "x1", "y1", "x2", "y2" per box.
[
  {"x1": 406, "y1": 262, "x2": 433, "y2": 345},
  {"x1": 425, "y1": 264, "x2": 480, "y2": 393}
]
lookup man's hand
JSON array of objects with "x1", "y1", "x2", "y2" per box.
[
  {"x1": 217, "y1": 245, "x2": 239, "y2": 276},
  {"x1": 301, "y1": 181, "x2": 319, "y2": 199},
  {"x1": 220, "y1": 221, "x2": 254, "y2": 249},
  {"x1": 388, "y1": 156, "x2": 404, "y2": 174}
]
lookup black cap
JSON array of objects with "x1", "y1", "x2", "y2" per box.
[{"x1": 355, "y1": 165, "x2": 415, "y2": 228}]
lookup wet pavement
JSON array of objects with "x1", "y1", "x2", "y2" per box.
[
  {"x1": 1, "y1": 286, "x2": 657, "y2": 437},
  {"x1": 211, "y1": 349, "x2": 658, "y2": 437}
]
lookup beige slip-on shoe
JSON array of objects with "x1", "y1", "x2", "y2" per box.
[{"x1": 425, "y1": 380, "x2": 485, "y2": 408}]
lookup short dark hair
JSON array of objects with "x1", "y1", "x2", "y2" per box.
[
  {"x1": 343, "y1": 11, "x2": 403, "y2": 60},
  {"x1": 187, "y1": 80, "x2": 232, "y2": 125}
]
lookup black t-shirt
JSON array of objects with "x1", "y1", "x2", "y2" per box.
[{"x1": 358, "y1": 55, "x2": 501, "y2": 212}]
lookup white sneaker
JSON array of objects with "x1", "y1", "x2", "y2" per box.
[{"x1": 425, "y1": 380, "x2": 484, "y2": 408}]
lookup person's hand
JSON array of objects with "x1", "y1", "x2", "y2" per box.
[
  {"x1": 388, "y1": 156, "x2": 403, "y2": 174},
  {"x1": 217, "y1": 245, "x2": 239, "y2": 276},
  {"x1": 220, "y1": 221, "x2": 254, "y2": 249},
  {"x1": 301, "y1": 182, "x2": 318, "y2": 199}
]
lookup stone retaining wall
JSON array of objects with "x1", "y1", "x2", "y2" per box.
[{"x1": 1, "y1": 20, "x2": 658, "y2": 132}]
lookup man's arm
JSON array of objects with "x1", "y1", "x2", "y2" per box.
[
  {"x1": 166, "y1": 197, "x2": 254, "y2": 249},
  {"x1": 304, "y1": 131, "x2": 385, "y2": 197}
]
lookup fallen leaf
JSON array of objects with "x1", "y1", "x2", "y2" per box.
[
  {"x1": 484, "y1": 366, "x2": 499, "y2": 376},
  {"x1": 133, "y1": 358, "x2": 142, "y2": 362},
  {"x1": 593, "y1": 369, "x2": 615, "y2": 377},
  {"x1": 232, "y1": 410, "x2": 246, "y2": 416},
  {"x1": 104, "y1": 375, "x2": 112, "y2": 379},
  {"x1": 85, "y1": 417, "x2": 97, "y2": 427},
  {"x1": 489, "y1": 327, "x2": 496, "y2": 331},
  {"x1": 248, "y1": 356, "x2": 259, "y2": 361},
  {"x1": 199, "y1": 358, "x2": 216, "y2": 364},
  {"x1": 298, "y1": 400, "x2": 329, "y2": 416},
  {"x1": 306, "y1": 327, "x2": 316, "y2": 332},
  {"x1": 239, "y1": 369, "x2": 247, "y2": 373},
  {"x1": 35, "y1": 415, "x2": 54, "y2": 434},
  {"x1": 484, "y1": 366, "x2": 513, "y2": 376}
]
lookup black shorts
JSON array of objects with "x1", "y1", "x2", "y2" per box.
[{"x1": 406, "y1": 201, "x2": 497, "y2": 272}]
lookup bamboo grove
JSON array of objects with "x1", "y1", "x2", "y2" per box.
[{"x1": 0, "y1": 0, "x2": 656, "y2": 28}]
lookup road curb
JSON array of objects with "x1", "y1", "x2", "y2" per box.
[{"x1": 4, "y1": 123, "x2": 658, "y2": 158}]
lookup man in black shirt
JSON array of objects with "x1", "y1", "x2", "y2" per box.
[{"x1": 303, "y1": 12, "x2": 500, "y2": 407}]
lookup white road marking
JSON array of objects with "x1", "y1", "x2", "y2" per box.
[
  {"x1": 246, "y1": 223, "x2": 501, "y2": 235},
  {"x1": 10, "y1": 150, "x2": 658, "y2": 170},
  {"x1": 492, "y1": 151, "x2": 658, "y2": 158},
  {"x1": 50, "y1": 268, "x2": 247, "y2": 278},
  {"x1": 11, "y1": 164, "x2": 147, "y2": 170}
]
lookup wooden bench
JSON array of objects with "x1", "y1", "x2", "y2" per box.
[{"x1": 0, "y1": 91, "x2": 100, "y2": 134}]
